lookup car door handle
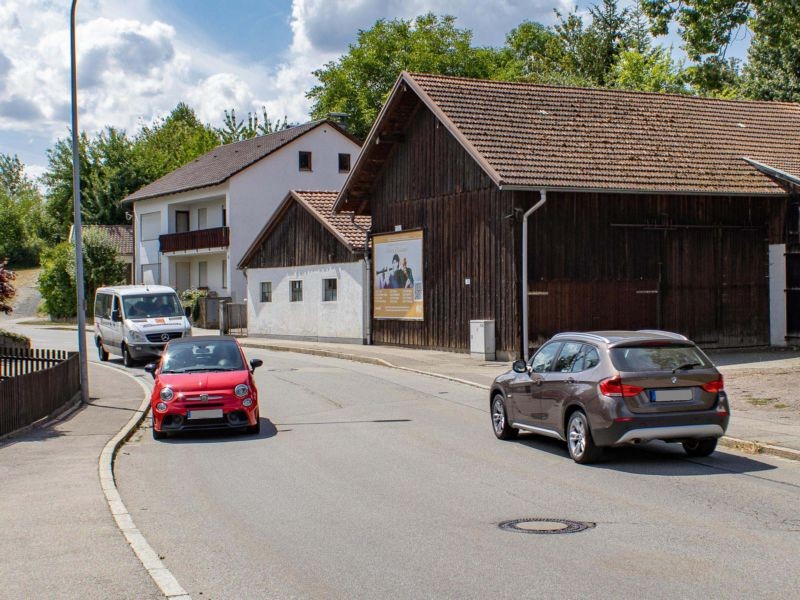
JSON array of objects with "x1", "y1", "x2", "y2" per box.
[{"x1": 566, "y1": 378, "x2": 575, "y2": 384}]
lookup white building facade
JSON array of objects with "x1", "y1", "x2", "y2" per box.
[{"x1": 124, "y1": 120, "x2": 361, "y2": 302}]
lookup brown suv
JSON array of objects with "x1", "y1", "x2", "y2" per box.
[{"x1": 490, "y1": 331, "x2": 730, "y2": 463}]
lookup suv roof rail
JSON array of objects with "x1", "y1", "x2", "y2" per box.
[
  {"x1": 554, "y1": 331, "x2": 612, "y2": 343},
  {"x1": 636, "y1": 329, "x2": 689, "y2": 341}
]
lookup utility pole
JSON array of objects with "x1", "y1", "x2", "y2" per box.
[{"x1": 70, "y1": 0, "x2": 89, "y2": 404}]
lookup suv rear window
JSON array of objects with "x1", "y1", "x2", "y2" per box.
[{"x1": 610, "y1": 345, "x2": 710, "y2": 372}]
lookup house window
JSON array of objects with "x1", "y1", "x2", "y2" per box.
[
  {"x1": 260, "y1": 282, "x2": 272, "y2": 303},
  {"x1": 175, "y1": 210, "x2": 190, "y2": 233},
  {"x1": 338, "y1": 153, "x2": 351, "y2": 173},
  {"x1": 323, "y1": 278, "x2": 337, "y2": 302},
  {"x1": 198, "y1": 261, "x2": 208, "y2": 288},
  {"x1": 222, "y1": 259, "x2": 227, "y2": 289},
  {"x1": 290, "y1": 280, "x2": 303, "y2": 302},
  {"x1": 222, "y1": 207, "x2": 227, "y2": 227},
  {"x1": 298, "y1": 151, "x2": 312, "y2": 171},
  {"x1": 140, "y1": 212, "x2": 160, "y2": 241},
  {"x1": 198, "y1": 207, "x2": 207, "y2": 229}
]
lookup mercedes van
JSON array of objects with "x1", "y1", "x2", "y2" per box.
[{"x1": 94, "y1": 285, "x2": 192, "y2": 367}]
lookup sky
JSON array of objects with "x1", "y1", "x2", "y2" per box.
[{"x1": 0, "y1": 0, "x2": 750, "y2": 183}]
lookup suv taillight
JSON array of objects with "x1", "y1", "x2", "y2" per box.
[
  {"x1": 599, "y1": 376, "x2": 644, "y2": 397},
  {"x1": 701, "y1": 376, "x2": 724, "y2": 393}
]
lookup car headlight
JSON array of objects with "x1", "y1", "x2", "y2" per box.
[
  {"x1": 160, "y1": 387, "x2": 174, "y2": 401},
  {"x1": 234, "y1": 384, "x2": 249, "y2": 398},
  {"x1": 128, "y1": 330, "x2": 145, "y2": 343}
]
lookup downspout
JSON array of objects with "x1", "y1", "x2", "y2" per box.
[
  {"x1": 522, "y1": 190, "x2": 547, "y2": 361},
  {"x1": 350, "y1": 215, "x2": 372, "y2": 345}
]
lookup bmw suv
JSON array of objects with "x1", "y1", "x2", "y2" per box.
[{"x1": 490, "y1": 330, "x2": 730, "y2": 463}]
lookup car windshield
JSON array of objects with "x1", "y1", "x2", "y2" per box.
[
  {"x1": 610, "y1": 344, "x2": 710, "y2": 372},
  {"x1": 123, "y1": 293, "x2": 183, "y2": 319},
  {"x1": 160, "y1": 341, "x2": 245, "y2": 373}
]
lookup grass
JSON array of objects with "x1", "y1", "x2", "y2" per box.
[
  {"x1": 774, "y1": 403, "x2": 789, "y2": 409},
  {"x1": 747, "y1": 397, "x2": 777, "y2": 406}
]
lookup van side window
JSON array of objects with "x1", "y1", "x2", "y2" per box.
[{"x1": 95, "y1": 293, "x2": 111, "y2": 319}]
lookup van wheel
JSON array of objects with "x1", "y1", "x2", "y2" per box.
[
  {"x1": 567, "y1": 411, "x2": 603, "y2": 464},
  {"x1": 97, "y1": 339, "x2": 109, "y2": 362},
  {"x1": 122, "y1": 344, "x2": 134, "y2": 368},
  {"x1": 682, "y1": 438, "x2": 717, "y2": 457}
]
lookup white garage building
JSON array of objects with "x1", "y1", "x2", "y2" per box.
[{"x1": 238, "y1": 191, "x2": 371, "y2": 343}]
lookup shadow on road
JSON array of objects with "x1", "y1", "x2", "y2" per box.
[
  {"x1": 514, "y1": 432, "x2": 777, "y2": 476},
  {"x1": 158, "y1": 417, "x2": 279, "y2": 444}
]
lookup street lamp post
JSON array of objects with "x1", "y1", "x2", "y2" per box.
[{"x1": 70, "y1": 0, "x2": 89, "y2": 404}]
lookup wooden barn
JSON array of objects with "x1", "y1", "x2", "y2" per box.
[{"x1": 335, "y1": 72, "x2": 800, "y2": 359}]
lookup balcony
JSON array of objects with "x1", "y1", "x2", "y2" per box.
[{"x1": 159, "y1": 226, "x2": 229, "y2": 253}]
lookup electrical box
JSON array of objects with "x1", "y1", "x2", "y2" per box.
[{"x1": 470, "y1": 320, "x2": 496, "y2": 361}]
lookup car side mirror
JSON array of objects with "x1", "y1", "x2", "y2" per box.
[
  {"x1": 111, "y1": 309, "x2": 122, "y2": 322},
  {"x1": 144, "y1": 363, "x2": 158, "y2": 379},
  {"x1": 512, "y1": 359, "x2": 528, "y2": 374},
  {"x1": 250, "y1": 358, "x2": 263, "y2": 373}
]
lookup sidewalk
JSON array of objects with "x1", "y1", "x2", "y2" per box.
[
  {"x1": 0, "y1": 364, "x2": 161, "y2": 600},
  {"x1": 227, "y1": 333, "x2": 800, "y2": 457}
]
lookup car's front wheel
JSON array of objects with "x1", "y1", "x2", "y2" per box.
[
  {"x1": 567, "y1": 411, "x2": 602, "y2": 464},
  {"x1": 682, "y1": 438, "x2": 717, "y2": 457},
  {"x1": 246, "y1": 410, "x2": 261, "y2": 435},
  {"x1": 152, "y1": 426, "x2": 166, "y2": 440},
  {"x1": 122, "y1": 343, "x2": 134, "y2": 368},
  {"x1": 97, "y1": 339, "x2": 109, "y2": 362},
  {"x1": 491, "y1": 394, "x2": 518, "y2": 440}
]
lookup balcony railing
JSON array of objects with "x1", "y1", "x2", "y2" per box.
[{"x1": 159, "y1": 226, "x2": 229, "y2": 253}]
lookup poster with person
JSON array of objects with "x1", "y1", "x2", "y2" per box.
[{"x1": 373, "y1": 230, "x2": 423, "y2": 320}]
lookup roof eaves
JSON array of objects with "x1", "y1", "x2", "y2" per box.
[{"x1": 742, "y1": 157, "x2": 800, "y2": 193}]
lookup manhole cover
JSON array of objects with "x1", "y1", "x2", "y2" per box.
[{"x1": 498, "y1": 518, "x2": 595, "y2": 535}]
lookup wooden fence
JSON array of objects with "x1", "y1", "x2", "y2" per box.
[{"x1": 0, "y1": 348, "x2": 80, "y2": 438}]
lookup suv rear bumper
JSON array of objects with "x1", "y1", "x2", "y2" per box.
[{"x1": 593, "y1": 412, "x2": 729, "y2": 447}]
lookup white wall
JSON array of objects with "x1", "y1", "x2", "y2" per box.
[
  {"x1": 769, "y1": 244, "x2": 787, "y2": 346},
  {"x1": 246, "y1": 262, "x2": 366, "y2": 343},
  {"x1": 228, "y1": 125, "x2": 361, "y2": 301}
]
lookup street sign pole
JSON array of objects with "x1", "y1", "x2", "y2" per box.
[{"x1": 70, "y1": 0, "x2": 89, "y2": 404}]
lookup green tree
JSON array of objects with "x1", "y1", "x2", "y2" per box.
[
  {"x1": 80, "y1": 228, "x2": 127, "y2": 312},
  {"x1": 307, "y1": 13, "x2": 504, "y2": 139},
  {"x1": 0, "y1": 154, "x2": 45, "y2": 266},
  {"x1": 610, "y1": 47, "x2": 685, "y2": 93},
  {"x1": 217, "y1": 107, "x2": 291, "y2": 144},
  {"x1": 38, "y1": 242, "x2": 76, "y2": 319}
]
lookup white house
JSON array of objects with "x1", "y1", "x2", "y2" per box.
[
  {"x1": 238, "y1": 190, "x2": 371, "y2": 343},
  {"x1": 122, "y1": 119, "x2": 361, "y2": 302}
]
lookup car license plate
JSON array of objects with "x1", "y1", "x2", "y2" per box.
[
  {"x1": 651, "y1": 389, "x2": 693, "y2": 402},
  {"x1": 187, "y1": 409, "x2": 223, "y2": 420}
]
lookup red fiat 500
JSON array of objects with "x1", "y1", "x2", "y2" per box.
[{"x1": 145, "y1": 336, "x2": 262, "y2": 439}]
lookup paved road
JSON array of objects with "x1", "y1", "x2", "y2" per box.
[{"x1": 116, "y1": 347, "x2": 800, "y2": 599}]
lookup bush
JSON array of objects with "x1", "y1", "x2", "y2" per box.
[
  {"x1": 0, "y1": 260, "x2": 15, "y2": 314},
  {"x1": 0, "y1": 328, "x2": 31, "y2": 348},
  {"x1": 180, "y1": 288, "x2": 207, "y2": 322},
  {"x1": 38, "y1": 228, "x2": 127, "y2": 319}
]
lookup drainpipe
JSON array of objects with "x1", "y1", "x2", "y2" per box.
[
  {"x1": 522, "y1": 190, "x2": 547, "y2": 361},
  {"x1": 350, "y1": 215, "x2": 372, "y2": 345}
]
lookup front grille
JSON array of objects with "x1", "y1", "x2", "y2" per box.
[{"x1": 145, "y1": 331, "x2": 183, "y2": 343}]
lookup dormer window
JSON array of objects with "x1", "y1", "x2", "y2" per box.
[
  {"x1": 299, "y1": 151, "x2": 312, "y2": 171},
  {"x1": 338, "y1": 153, "x2": 351, "y2": 173}
]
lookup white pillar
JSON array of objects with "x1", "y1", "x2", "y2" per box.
[{"x1": 769, "y1": 244, "x2": 787, "y2": 346}]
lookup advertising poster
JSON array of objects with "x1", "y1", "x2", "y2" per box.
[{"x1": 373, "y1": 230, "x2": 423, "y2": 320}]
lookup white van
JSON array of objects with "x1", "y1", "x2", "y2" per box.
[{"x1": 94, "y1": 285, "x2": 192, "y2": 367}]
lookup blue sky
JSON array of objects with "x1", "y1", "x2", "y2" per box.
[{"x1": 0, "y1": 0, "x2": 750, "y2": 182}]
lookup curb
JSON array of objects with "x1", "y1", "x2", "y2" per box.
[
  {"x1": 239, "y1": 340, "x2": 800, "y2": 462},
  {"x1": 95, "y1": 363, "x2": 192, "y2": 600}
]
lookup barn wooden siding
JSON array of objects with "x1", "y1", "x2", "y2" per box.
[
  {"x1": 245, "y1": 201, "x2": 356, "y2": 269},
  {"x1": 368, "y1": 103, "x2": 523, "y2": 357},
  {"x1": 787, "y1": 197, "x2": 800, "y2": 342},
  {"x1": 526, "y1": 192, "x2": 787, "y2": 348}
]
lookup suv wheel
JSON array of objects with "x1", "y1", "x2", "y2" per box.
[
  {"x1": 682, "y1": 438, "x2": 717, "y2": 457},
  {"x1": 491, "y1": 394, "x2": 518, "y2": 440},
  {"x1": 567, "y1": 411, "x2": 602, "y2": 464}
]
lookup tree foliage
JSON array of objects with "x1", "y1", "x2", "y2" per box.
[
  {"x1": 307, "y1": 13, "x2": 504, "y2": 139},
  {"x1": 0, "y1": 154, "x2": 45, "y2": 266},
  {"x1": 37, "y1": 228, "x2": 127, "y2": 319},
  {"x1": 0, "y1": 260, "x2": 15, "y2": 315},
  {"x1": 217, "y1": 107, "x2": 290, "y2": 144}
]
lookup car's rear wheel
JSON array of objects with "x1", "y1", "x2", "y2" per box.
[
  {"x1": 97, "y1": 339, "x2": 109, "y2": 362},
  {"x1": 491, "y1": 394, "x2": 518, "y2": 440},
  {"x1": 682, "y1": 438, "x2": 717, "y2": 457},
  {"x1": 567, "y1": 411, "x2": 602, "y2": 464},
  {"x1": 122, "y1": 343, "x2": 134, "y2": 368}
]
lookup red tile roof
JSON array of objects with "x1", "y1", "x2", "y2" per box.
[
  {"x1": 123, "y1": 120, "x2": 359, "y2": 203},
  {"x1": 338, "y1": 72, "x2": 800, "y2": 209}
]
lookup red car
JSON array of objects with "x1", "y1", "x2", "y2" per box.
[{"x1": 145, "y1": 336, "x2": 262, "y2": 439}]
